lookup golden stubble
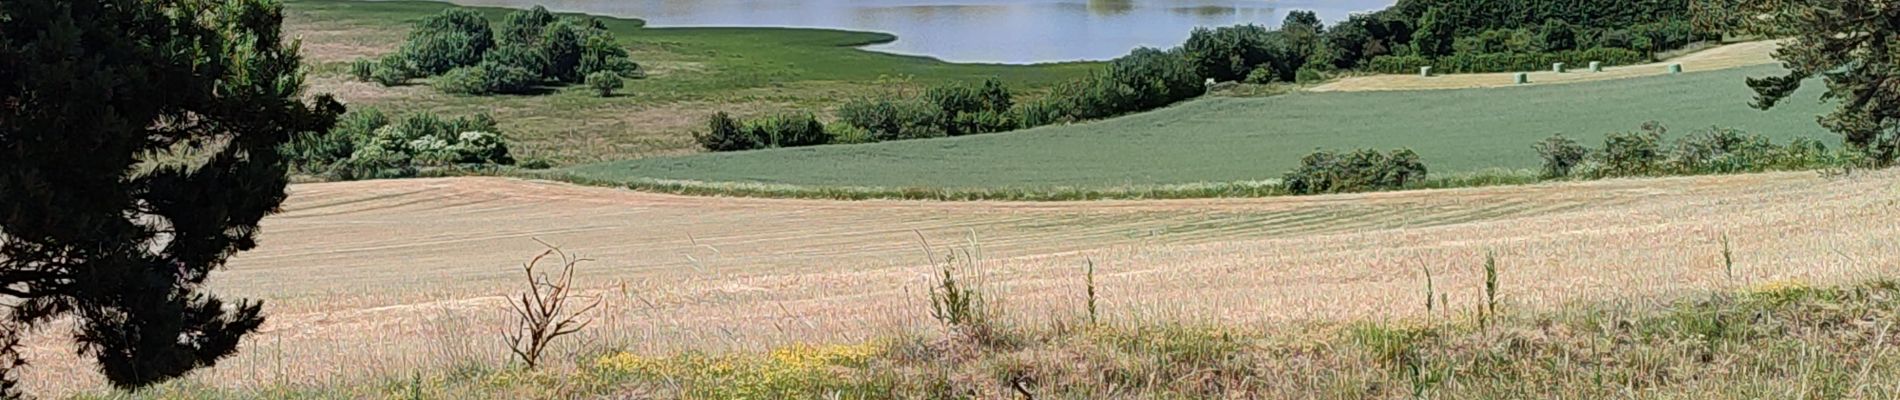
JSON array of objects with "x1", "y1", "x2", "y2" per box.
[{"x1": 18, "y1": 169, "x2": 1900, "y2": 395}]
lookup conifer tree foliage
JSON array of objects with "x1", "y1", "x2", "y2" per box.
[
  {"x1": 1700, "y1": 0, "x2": 1900, "y2": 164},
  {"x1": 0, "y1": 0, "x2": 341, "y2": 395}
]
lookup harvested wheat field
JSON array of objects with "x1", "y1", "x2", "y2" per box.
[
  {"x1": 21, "y1": 170, "x2": 1900, "y2": 395},
  {"x1": 1310, "y1": 41, "x2": 1782, "y2": 92}
]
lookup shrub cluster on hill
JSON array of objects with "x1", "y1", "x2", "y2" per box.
[
  {"x1": 284, "y1": 108, "x2": 515, "y2": 180},
  {"x1": 692, "y1": 112, "x2": 832, "y2": 152},
  {"x1": 1282, "y1": 149, "x2": 1429, "y2": 195},
  {"x1": 350, "y1": 7, "x2": 640, "y2": 96},
  {"x1": 1537, "y1": 122, "x2": 1854, "y2": 179}
]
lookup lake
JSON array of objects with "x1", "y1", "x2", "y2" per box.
[{"x1": 439, "y1": 0, "x2": 1397, "y2": 64}]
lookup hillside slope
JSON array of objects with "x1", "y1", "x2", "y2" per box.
[{"x1": 568, "y1": 64, "x2": 1834, "y2": 189}]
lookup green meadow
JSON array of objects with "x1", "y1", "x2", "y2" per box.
[
  {"x1": 284, "y1": 0, "x2": 1096, "y2": 163},
  {"x1": 566, "y1": 64, "x2": 1835, "y2": 189}
]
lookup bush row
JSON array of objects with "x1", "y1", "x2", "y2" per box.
[
  {"x1": 283, "y1": 109, "x2": 514, "y2": 180},
  {"x1": 349, "y1": 7, "x2": 640, "y2": 96},
  {"x1": 1366, "y1": 47, "x2": 1648, "y2": 74},
  {"x1": 693, "y1": 112, "x2": 831, "y2": 152},
  {"x1": 1281, "y1": 149, "x2": 1429, "y2": 195},
  {"x1": 1536, "y1": 123, "x2": 1853, "y2": 179}
]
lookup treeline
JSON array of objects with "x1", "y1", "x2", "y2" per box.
[
  {"x1": 697, "y1": 48, "x2": 1203, "y2": 152},
  {"x1": 348, "y1": 6, "x2": 641, "y2": 96}
]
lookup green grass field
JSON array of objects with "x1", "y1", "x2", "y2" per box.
[
  {"x1": 284, "y1": 0, "x2": 1096, "y2": 163},
  {"x1": 565, "y1": 64, "x2": 1836, "y2": 189}
]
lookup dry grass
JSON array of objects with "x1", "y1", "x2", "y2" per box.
[
  {"x1": 1310, "y1": 41, "x2": 1783, "y2": 92},
  {"x1": 20, "y1": 169, "x2": 1900, "y2": 396}
]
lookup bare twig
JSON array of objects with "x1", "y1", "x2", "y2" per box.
[{"x1": 503, "y1": 240, "x2": 601, "y2": 370}]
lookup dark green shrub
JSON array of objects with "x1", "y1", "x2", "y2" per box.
[
  {"x1": 537, "y1": 19, "x2": 586, "y2": 82},
  {"x1": 1282, "y1": 148, "x2": 1429, "y2": 195},
  {"x1": 1294, "y1": 67, "x2": 1326, "y2": 84},
  {"x1": 695, "y1": 112, "x2": 758, "y2": 152},
  {"x1": 748, "y1": 113, "x2": 830, "y2": 148},
  {"x1": 287, "y1": 109, "x2": 512, "y2": 179},
  {"x1": 921, "y1": 78, "x2": 1017, "y2": 136},
  {"x1": 498, "y1": 5, "x2": 557, "y2": 44},
  {"x1": 1067, "y1": 47, "x2": 1204, "y2": 120},
  {"x1": 1182, "y1": 24, "x2": 1276, "y2": 82},
  {"x1": 1454, "y1": 28, "x2": 1539, "y2": 55},
  {"x1": 579, "y1": 29, "x2": 640, "y2": 77},
  {"x1": 1596, "y1": 123, "x2": 1666, "y2": 177},
  {"x1": 396, "y1": 9, "x2": 494, "y2": 75},
  {"x1": 838, "y1": 98, "x2": 945, "y2": 141},
  {"x1": 977, "y1": 78, "x2": 1014, "y2": 112},
  {"x1": 434, "y1": 61, "x2": 541, "y2": 95},
  {"x1": 481, "y1": 43, "x2": 549, "y2": 76},
  {"x1": 1412, "y1": 7, "x2": 1456, "y2": 57},
  {"x1": 1670, "y1": 127, "x2": 1779, "y2": 174},
  {"x1": 370, "y1": 54, "x2": 412, "y2": 86},
  {"x1": 349, "y1": 59, "x2": 376, "y2": 82},
  {"x1": 1540, "y1": 19, "x2": 1577, "y2": 52},
  {"x1": 1245, "y1": 67, "x2": 1277, "y2": 84},
  {"x1": 1533, "y1": 134, "x2": 1589, "y2": 178},
  {"x1": 1012, "y1": 98, "x2": 1073, "y2": 129},
  {"x1": 586, "y1": 71, "x2": 624, "y2": 97}
]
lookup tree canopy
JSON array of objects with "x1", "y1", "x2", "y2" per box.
[
  {"x1": 0, "y1": 0, "x2": 340, "y2": 395},
  {"x1": 1702, "y1": 0, "x2": 1900, "y2": 164}
]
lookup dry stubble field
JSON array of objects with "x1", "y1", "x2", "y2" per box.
[{"x1": 21, "y1": 170, "x2": 1900, "y2": 395}]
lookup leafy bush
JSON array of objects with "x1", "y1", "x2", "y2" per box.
[
  {"x1": 1245, "y1": 67, "x2": 1277, "y2": 84},
  {"x1": 1182, "y1": 24, "x2": 1278, "y2": 83},
  {"x1": 921, "y1": 78, "x2": 1017, "y2": 136},
  {"x1": 1294, "y1": 67, "x2": 1326, "y2": 84},
  {"x1": 370, "y1": 55, "x2": 413, "y2": 86},
  {"x1": 838, "y1": 98, "x2": 945, "y2": 141},
  {"x1": 1282, "y1": 148, "x2": 1429, "y2": 195},
  {"x1": 695, "y1": 112, "x2": 758, "y2": 152},
  {"x1": 349, "y1": 59, "x2": 376, "y2": 82},
  {"x1": 1012, "y1": 98, "x2": 1073, "y2": 129},
  {"x1": 1533, "y1": 134, "x2": 1589, "y2": 178},
  {"x1": 395, "y1": 9, "x2": 495, "y2": 76},
  {"x1": 285, "y1": 109, "x2": 513, "y2": 180},
  {"x1": 434, "y1": 61, "x2": 541, "y2": 95},
  {"x1": 747, "y1": 113, "x2": 831, "y2": 148},
  {"x1": 1454, "y1": 28, "x2": 1539, "y2": 55},
  {"x1": 586, "y1": 71, "x2": 624, "y2": 97},
  {"x1": 1540, "y1": 19, "x2": 1578, "y2": 52},
  {"x1": 1596, "y1": 123, "x2": 1666, "y2": 176},
  {"x1": 1064, "y1": 47, "x2": 1204, "y2": 120}
]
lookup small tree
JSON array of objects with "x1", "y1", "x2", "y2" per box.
[
  {"x1": 503, "y1": 241, "x2": 600, "y2": 370},
  {"x1": 1534, "y1": 134, "x2": 1590, "y2": 178},
  {"x1": 586, "y1": 71, "x2": 624, "y2": 97},
  {"x1": 694, "y1": 111, "x2": 759, "y2": 151}
]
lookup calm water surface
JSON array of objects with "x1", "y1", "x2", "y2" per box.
[{"x1": 441, "y1": 0, "x2": 1396, "y2": 63}]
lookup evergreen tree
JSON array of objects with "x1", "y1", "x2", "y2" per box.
[
  {"x1": 1713, "y1": 0, "x2": 1900, "y2": 164},
  {"x1": 0, "y1": 0, "x2": 341, "y2": 395}
]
